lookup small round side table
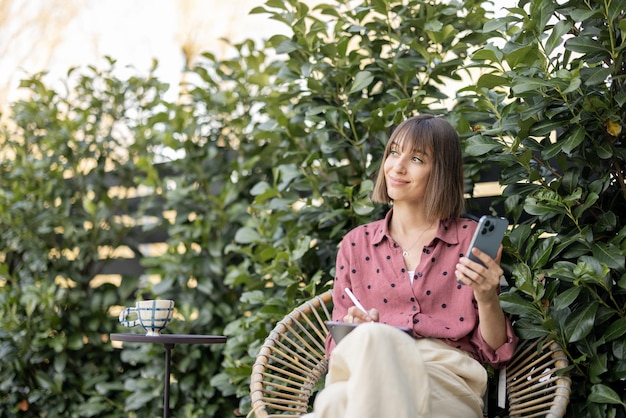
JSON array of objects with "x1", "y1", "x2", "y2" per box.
[{"x1": 111, "y1": 333, "x2": 227, "y2": 418}]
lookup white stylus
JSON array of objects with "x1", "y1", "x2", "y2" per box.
[{"x1": 344, "y1": 288, "x2": 368, "y2": 315}]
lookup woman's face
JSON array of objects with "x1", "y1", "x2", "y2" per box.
[{"x1": 383, "y1": 139, "x2": 432, "y2": 204}]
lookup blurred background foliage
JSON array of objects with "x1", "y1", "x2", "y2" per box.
[{"x1": 0, "y1": 0, "x2": 625, "y2": 417}]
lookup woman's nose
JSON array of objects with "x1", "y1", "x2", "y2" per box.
[{"x1": 393, "y1": 156, "x2": 407, "y2": 173}]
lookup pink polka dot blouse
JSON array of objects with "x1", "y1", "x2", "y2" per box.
[{"x1": 327, "y1": 209, "x2": 518, "y2": 368}]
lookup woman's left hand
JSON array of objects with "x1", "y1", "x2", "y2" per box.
[{"x1": 455, "y1": 246, "x2": 504, "y2": 303}]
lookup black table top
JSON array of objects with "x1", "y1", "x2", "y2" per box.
[{"x1": 110, "y1": 333, "x2": 227, "y2": 345}]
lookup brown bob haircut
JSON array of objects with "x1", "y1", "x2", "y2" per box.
[{"x1": 371, "y1": 114, "x2": 465, "y2": 220}]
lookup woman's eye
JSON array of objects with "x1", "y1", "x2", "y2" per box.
[{"x1": 412, "y1": 156, "x2": 423, "y2": 163}]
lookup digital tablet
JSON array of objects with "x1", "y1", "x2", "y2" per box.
[{"x1": 326, "y1": 321, "x2": 413, "y2": 344}]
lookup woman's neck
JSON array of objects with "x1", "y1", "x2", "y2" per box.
[
  {"x1": 388, "y1": 204, "x2": 439, "y2": 268},
  {"x1": 389, "y1": 203, "x2": 433, "y2": 235}
]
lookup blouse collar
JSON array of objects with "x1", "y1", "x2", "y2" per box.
[{"x1": 372, "y1": 208, "x2": 462, "y2": 247}]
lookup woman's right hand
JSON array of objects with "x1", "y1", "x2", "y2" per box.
[{"x1": 344, "y1": 307, "x2": 379, "y2": 323}]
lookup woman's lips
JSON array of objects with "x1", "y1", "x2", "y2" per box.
[{"x1": 388, "y1": 176, "x2": 409, "y2": 186}]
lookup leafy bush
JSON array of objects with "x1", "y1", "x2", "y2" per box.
[
  {"x1": 1, "y1": 0, "x2": 625, "y2": 417},
  {"x1": 0, "y1": 60, "x2": 238, "y2": 416},
  {"x1": 457, "y1": 2, "x2": 626, "y2": 416}
]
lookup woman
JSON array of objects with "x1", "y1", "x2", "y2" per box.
[{"x1": 309, "y1": 115, "x2": 517, "y2": 418}]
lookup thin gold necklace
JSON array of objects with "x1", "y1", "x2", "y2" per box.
[{"x1": 401, "y1": 222, "x2": 434, "y2": 257}]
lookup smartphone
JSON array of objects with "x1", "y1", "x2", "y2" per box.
[{"x1": 466, "y1": 215, "x2": 509, "y2": 266}]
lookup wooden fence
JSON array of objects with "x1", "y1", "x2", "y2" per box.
[{"x1": 94, "y1": 163, "x2": 507, "y2": 282}]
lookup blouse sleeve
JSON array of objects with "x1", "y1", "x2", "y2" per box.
[
  {"x1": 325, "y1": 237, "x2": 353, "y2": 357},
  {"x1": 470, "y1": 316, "x2": 518, "y2": 369}
]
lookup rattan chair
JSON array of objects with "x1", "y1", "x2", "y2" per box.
[{"x1": 249, "y1": 290, "x2": 571, "y2": 418}]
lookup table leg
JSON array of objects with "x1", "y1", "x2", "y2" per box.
[{"x1": 163, "y1": 343, "x2": 174, "y2": 418}]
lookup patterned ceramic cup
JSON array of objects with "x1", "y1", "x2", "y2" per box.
[{"x1": 118, "y1": 300, "x2": 175, "y2": 336}]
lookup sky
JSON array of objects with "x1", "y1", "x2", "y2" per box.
[
  {"x1": 0, "y1": 0, "x2": 291, "y2": 107},
  {"x1": 0, "y1": 0, "x2": 516, "y2": 109}
]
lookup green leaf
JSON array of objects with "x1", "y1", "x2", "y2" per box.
[
  {"x1": 347, "y1": 71, "x2": 374, "y2": 95},
  {"x1": 276, "y1": 40, "x2": 301, "y2": 54},
  {"x1": 512, "y1": 318, "x2": 551, "y2": 339},
  {"x1": 565, "y1": 36, "x2": 610, "y2": 57},
  {"x1": 560, "y1": 127, "x2": 586, "y2": 155},
  {"x1": 562, "y1": 76, "x2": 581, "y2": 94},
  {"x1": 503, "y1": 44, "x2": 536, "y2": 68},
  {"x1": 572, "y1": 191, "x2": 598, "y2": 219},
  {"x1": 583, "y1": 67, "x2": 613, "y2": 86},
  {"x1": 604, "y1": 316, "x2": 626, "y2": 342},
  {"x1": 425, "y1": 19, "x2": 443, "y2": 32},
  {"x1": 483, "y1": 17, "x2": 517, "y2": 33},
  {"x1": 82, "y1": 196, "x2": 97, "y2": 216},
  {"x1": 477, "y1": 73, "x2": 508, "y2": 89},
  {"x1": 464, "y1": 135, "x2": 502, "y2": 156},
  {"x1": 500, "y1": 291, "x2": 539, "y2": 317},
  {"x1": 596, "y1": 141, "x2": 614, "y2": 159},
  {"x1": 545, "y1": 21, "x2": 572, "y2": 55},
  {"x1": 530, "y1": 236, "x2": 555, "y2": 270},
  {"x1": 471, "y1": 45, "x2": 503, "y2": 63},
  {"x1": 570, "y1": 8, "x2": 600, "y2": 21},
  {"x1": 511, "y1": 76, "x2": 552, "y2": 94},
  {"x1": 313, "y1": 3, "x2": 341, "y2": 18},
  {"x1": 588, "y1": 384, "x2": 626, "y2": 406},
  {"x1": 524, "y1": 191, "x2": 568, "y2": 217},
  {"x1": 33, "y1": 370, "x2": 55, "y2": 393},
  {"x1": 552, "y1": 286, "x2": 581, "y2": 311},
  {"x1": 564, "y1": 301, "x2": 598, "y2": 342},
  {"x1": 250, "y1": 181, "x2": 272, "y2": 196},
  {"x1": 615, "y1": 91, "x2": 626, "y2": 107},
  {"x1": 234, "y1": 227, "x2": 262, "y2": 244},
  {"x1": 591, "y1": 242, "x2": 625, "y2": 270},
  {"x1": 529, "y1": 119, "x2": 565, "y2": 136},
  {"x1": 588, "y1": 351, "x2": 607, "y2": 384}
]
